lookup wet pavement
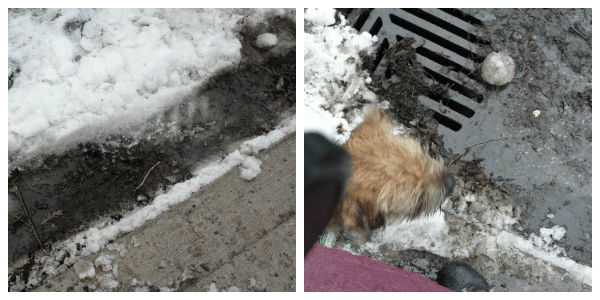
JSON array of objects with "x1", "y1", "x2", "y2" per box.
[
  {"x1": 336, "y1": 8, "x2": 591, "y2": 291},
  {"x1": 32, "y1": 133, "x2": 296, "y2": 292}
]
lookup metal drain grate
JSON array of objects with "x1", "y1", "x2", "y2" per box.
[{"x1": 349, "y1": 8, "x2": 491, "y2": 132}]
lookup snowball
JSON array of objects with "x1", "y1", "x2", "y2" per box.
[
  {"x1": 481, "y1": 50, "x2": 515, "y2": 86},
  {"x1": 256, "y1": 33, "x2": 277, "y2": 48},
  {"x1": 239, "y1": 156, "x2": 262, "y2": 180}
]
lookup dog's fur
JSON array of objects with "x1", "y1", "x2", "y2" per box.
[{"x1": 326, "y1": 108, "x2": 451, "y2": 242}]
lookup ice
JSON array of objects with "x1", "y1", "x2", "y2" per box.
[{"x1": 73, "y1": 260, "x2": 95, "y2": 279}]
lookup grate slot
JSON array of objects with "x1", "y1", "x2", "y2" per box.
[
  {"x1": 432, "y1": 111, "x2": 462, "y2": 131},
  {"x1": 422, "y1": 66, "x2": 483, "y2": 104},
  {"x1": 438, "y1": 8, "x2": 485, "y2": 26},
  {"x1": 396, "y1": 34, "x2": 480, "y2": 81},
  {"x1": 368, "y1": 16, "x2": 384, "y2": 36},
  {"x1": 402, "y1": 9, "x2": 491, "y2": 46},
  {"x1": 345, "y1": 8, "x2": 490, "y2": 132},
  {"x1": 389, "y1": 13, "x2": 483, "y2": 63},
  {"x1": 422, "y1": 88, "x2": 475, "y2": 118},
  {"x1": 373, "y1": 38, "x2": 390, "y2": 72},
  {"x1": 352, "y1": 8, "x2": 374, "y2": 31}
]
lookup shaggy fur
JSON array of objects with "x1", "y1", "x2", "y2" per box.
[{"x1": 326, "y1": 108, "x2": 451, "y2": 242}]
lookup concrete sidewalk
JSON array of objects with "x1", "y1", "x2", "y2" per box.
[{"x1": 35, "y1": 133, "x2": 296, "y2": 292}]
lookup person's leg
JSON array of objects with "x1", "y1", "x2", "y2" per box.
[{"x1": 304, "y1": 133, "x2": 351, "y2": 257}]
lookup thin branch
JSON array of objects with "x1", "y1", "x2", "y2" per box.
[
  {"x1": 448, "y1": 137, "x2": 519, "y2": 166},
  {"x1": 12, "y1": 184, "x2": 43, "y2": 247},
  {"x1": 135, "y1": 162, "x2": 161, "y2": 191},
  {"x1": 9, "y1": 210, "x2": 27, "y2": 225},
  {"x1": 40, "y1": 210, "x2": 63, "y2": 226}
]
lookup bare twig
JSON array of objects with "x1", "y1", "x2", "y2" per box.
[
  {"x1": 9, "y1": 210, "x2": 27, "y2": 225},
  {"x1": 11, "y1": 183, "x2": 43, "y2": 247},
  {"x1": 448, "y1": 137, "x2": 519, "y2": 166},
  {"x1": 40, "y1": 210, "x2": 63, "y2": 226},
  {"x1": 254, "y1": 63, "x2": 273, "y2": 75},
  {"x1": 135, "y1": 162, "x2": 161, "y2": 191}
]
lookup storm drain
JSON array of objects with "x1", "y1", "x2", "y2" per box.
[{"x1": 348, "y1": 8, "x2": 491, "y2": 132}]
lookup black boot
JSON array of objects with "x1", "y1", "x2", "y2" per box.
[{"x1": 436, "y1": 262, "x2": 494, "y2": 292}]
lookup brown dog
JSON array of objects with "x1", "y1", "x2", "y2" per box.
[{"x1": 326, "y1": 108, "x2": 455, "y2": 243}]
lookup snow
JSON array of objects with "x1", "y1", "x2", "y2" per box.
[
  {"x1": 304, "y1": 8, "x2": 592, "y2": 288},
  {"x1": 106, "y1": 242, "x2": 129, "y2": 257},
  {"x1": 304, "y1": 8, "x2": 336, "y2": 26},
  {"x1": 208, "y1": 282, "x2": 241, "y2": 292},
  {"x1": 97, "y1": 273, "x2": 119, "y2": 290},
  {"x1": 239, "y1": 156, "x2": 263, "y2": 180},
  {"x1": 208, "y1": 283, "x2": 219, "y2": 292},
  {"x1": 304, "y1": 8, "x2": 378, "y2": 142},
  {"x1": 481, "y1": 51, "x2": 516, "y2": 85},
  {"x1": 256, "y1": 33, "x2": 278, "y2": 48},
  {"x1": 8, "y1": 8, "x2": 294, "y2": 171},
  {"x1": 73, "y1": 260, "x2": 95, "y2": 279},
  {"x1": 9, "y1": 8, "x2": 296, "y2": 291},
  {"x1": 95, "y1": 254, "x2": 114, "y2": 272}
]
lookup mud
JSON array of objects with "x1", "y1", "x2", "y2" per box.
[
  {"x1": 460, "y1": 8, "x2": 592, "y2": 267},
  {"x1": 8, "y1": 48, "x2": 295, "y2": 283},
  {"x1": 335, "y1": 8, "x2": 591, "y2": 291}
]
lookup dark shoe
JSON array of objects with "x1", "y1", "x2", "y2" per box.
[
  {"x1": 304, "y1": 133, "x2": 351, "y2": 257},
  {"x1": 436, "y1": 262, "x2": 494, "y2": 292}
]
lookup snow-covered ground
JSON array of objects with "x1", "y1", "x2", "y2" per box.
[
  {"x1": 8, "y1": 8, "x2": 295, "y2": 171},
  {"x1": 8, "y1": 8, "x2": 295, "y2": 291},
  {"x1": 304, "y1": 8, "x2": 591, "y2": 288}
]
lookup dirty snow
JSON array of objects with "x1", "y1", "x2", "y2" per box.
[
  {"x1": 95, "y1": 254, "x2": 114, "y2": 272},
  {"x1": 8, "y1": 8, "x2": 294, "y2": 171},
  {"x1": 304, "y1": 8, "x2": 591, "y2": 288},
  {"x1": 304, "y1": 8, "x2": 378, "y2": 143},
  {"x1": 8, "y1": 8, "x2": 296, "y2": 291},
  {"x1": 73, "y1": 260, "x2": 95, "y2": 279},
  {"x1": 97, "y1": 273, "x2": 119, "y2": 290},
  {"x1": 208, "y1": 282, "x2": 241, "y2": 292}
]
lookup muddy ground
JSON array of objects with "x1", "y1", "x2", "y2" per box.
[
  {"x1": 334, "y1": 8, "x2": 591, "y2": 292},
  {"x1": 8, "y1": 18, "x2": 296, "y2": 289}
]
